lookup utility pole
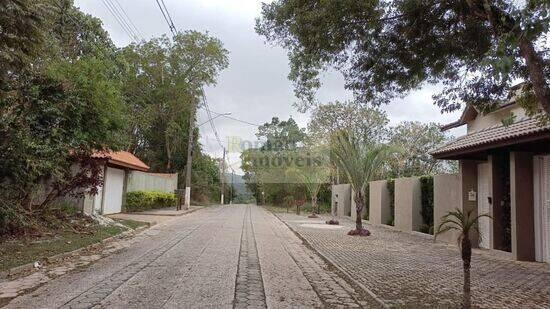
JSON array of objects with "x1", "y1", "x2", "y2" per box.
[
  {"x1": 230, "y1": 171, "x2": 234, "y2": 204},
  {"x1": 183, "y1": 99, "x2": 196, "y2": 210},
  {"x1": 220, "y1": 147, "x2": 226, "y2": 205}
]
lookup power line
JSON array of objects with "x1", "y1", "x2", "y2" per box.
[
  {"x1": 154, "y1": 0, "x2": 177, "y2": 36},
  {"x1": 159, "y1": 0, "x2": 177, "y2": 34},
  {"x1": 201, "y1": 107, "x2": 261, "y2": 127},
  {"x1": 112, "y1": 0, "x2": 145, "y2": 39},
  {"x1": 104, "y1": 0, "x2": 138, "y2": 40},
  {"x1": 201, "y1": 90, "x2": 224, "y2": 151},
  {"x1": 101, "y1": 0, "x2": 140, "y2": 41}
]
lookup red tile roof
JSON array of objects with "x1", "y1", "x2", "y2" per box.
[
  {"x1": 431, "y1": 116, "x2": 550, "y2": 158},
  {"x1": 92, "y1": 151, "x2": 149, "y2": 171}
]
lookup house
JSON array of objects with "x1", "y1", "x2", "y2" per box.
[
  {"x1": 431, "y1": 89, "x2": 550, "y2": 263},
  {"x1": 85, "y1": 151, "x2": 150, "y2": 215}
]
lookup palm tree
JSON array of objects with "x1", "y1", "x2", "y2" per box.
[
  {"x1": 287, "y1": 147, "x2": 330, "y2": 218},
  {"x1": 330, "y1": 130, "x2": 393, "y2": 235},
  {"x1": 435, "y1": 208, "x2": 491, "y2": 309}
]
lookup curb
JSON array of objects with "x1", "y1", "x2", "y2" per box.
[
  {"x1": 123, "y1": 207, "x2": 202, "y2": 217},
  {"x1": 0, "y1": 224, "x2": 149, "y2": 280},
  {"x1": 273, "y1": 213, "x2": 389, "y2": 309}
]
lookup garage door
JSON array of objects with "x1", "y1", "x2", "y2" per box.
[{"x1": 103, "y1": 167, "x2": 125, "y2": 215}]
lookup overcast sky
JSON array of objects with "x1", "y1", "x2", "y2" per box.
[{"x1": 75, "y1": 0, "x2": 465, "y2": 173}]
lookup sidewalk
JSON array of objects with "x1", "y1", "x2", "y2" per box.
[
  {"x1": 108, "y1": 206, "x2": 202, "y2": 225},
  {"x1": 276, "y1": 213, "x2": 550, "y2": 308}
]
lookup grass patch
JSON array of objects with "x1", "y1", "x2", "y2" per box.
[{"x1": 0, "y1": 219, "x2": 143, "y2": 273}]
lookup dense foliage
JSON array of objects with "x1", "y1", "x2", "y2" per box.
[
  {"x1": 0, "y1": 0, "x2": 229, "y2": 234},
  {"x1": 387, "y1": 121, "x2": 457, "y2": 177},
  {"x1": 257, "y1": 0, "x2": 549, "y2": 116},
  {"x1": 125, "y1": 191, "x2": 177, "y2": 212},
  {"x1": 0, "y1": 0, "x2": 126, "y2": 234},
  {"x1": 420, "y1": 175, "x2": 434, "y2": 234}
]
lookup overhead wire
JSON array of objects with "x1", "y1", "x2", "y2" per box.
[{"x1": 101, "y1": 0, "x2": 140, "y2": 41}]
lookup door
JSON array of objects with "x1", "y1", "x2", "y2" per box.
[
  {"x1": 103, "y1": 167, "x2": 125, "y2": 215},
  {"x1": 477, "y1": 163, "x2": 491, "y2": 249}
]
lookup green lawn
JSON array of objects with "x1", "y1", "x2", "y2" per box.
[{"x1": 0, "y1": 219, "x2": 147, "y2": 272}]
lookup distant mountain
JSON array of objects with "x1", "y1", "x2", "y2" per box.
[{"x1": 224, "y1": 173, "x2": 254, "y2": 201}]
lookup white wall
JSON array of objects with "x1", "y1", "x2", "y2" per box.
[{"x1": 127, "y1": 171, "x2": 178, "y2": 193}]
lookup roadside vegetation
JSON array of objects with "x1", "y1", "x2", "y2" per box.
[
  {"x1": 0, "y1": 0, "x2": 229, "y2": 236},
  {"x1": 0, "y1": 212, "x2": 146, "y2": 272}
]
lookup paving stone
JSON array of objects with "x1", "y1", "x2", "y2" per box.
[{"x1": 279, "y1": 213, "x2": 550, "y2": 308}]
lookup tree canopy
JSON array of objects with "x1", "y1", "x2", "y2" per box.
[
  {"x1": 387, "y1": 121, "x2": 456, "y2": 177},
  {"x1": 120, "y1": 32, "x2": 229, "y2": 172},
  {"x1": 256, "y1": 0, "x2": 549, "y2": 114},
  {"x1": 307, "y1": 101, "x2": 389, "y2": 145}
]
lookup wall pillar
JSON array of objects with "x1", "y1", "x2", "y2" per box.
[
  {"x1": 331, "y1": 184, "x2": 351, "y2": 217},
  {"x1": 510, "y1": 152, "x2": 535, "y2": 261},
  {"x1": 394, "y1": 177, "x2": 422, "y2": 232},
  {"x1": 434, "y1": 174, "x2": 460, "y2": 243},
  {"x1": 460, "y1": 160, "x2": 480, "y2": 247},
  {"x1": 369, "y1": 180, "x2": 391, "y2": 225}
]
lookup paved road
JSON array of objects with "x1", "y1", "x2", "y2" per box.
[{"x1": 6, "y1": 205, "x2": 378, "y2": 309}]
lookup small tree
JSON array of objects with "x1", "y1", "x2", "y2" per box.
[
  {"x1": 435, "y1": 208, "x2": 491, "y2": 309},
  {"x1": 330, "y1": 130, "x2": 393, "y2": 236}
]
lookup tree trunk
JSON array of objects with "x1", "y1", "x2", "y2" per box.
[
  {"x1": 354, "y1": 191, "x2": 364, "y2": 230},
  {"x1": 462, "y1": 236, "x2": 472, "y2": 309},
  {"x1": 464, "y1": 1, "x2": 550, "y2": 114},
  {"x1": 311, "y1": 196, "x2": 317, "y2": 214},
  {"x1": 518, "y1": 37, "x2": 550, "y2": 114},
  {"x1": 165, "y1": 133, "x2": 172, "y2": 172}
]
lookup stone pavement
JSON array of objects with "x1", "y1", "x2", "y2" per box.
[
  {"x1": 4, "y1": 205, "x2": 378, "y2": 309},
  {"x1": 278, "y1": 213, "x2": 550, "y2": 308}
]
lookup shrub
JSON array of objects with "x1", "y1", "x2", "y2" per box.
[
  {"x1": 363, "y1": 185, "x2": 370, "y2": 220},
  {"x1": 386, "y1": 179, "x2": 395, "y2": 226},
  {"x1": 420, "y1": 175, "x2": 434, "y2": 234},
  {"x1": 125, "y1": 191, "x2": 176, "y2": 212}
]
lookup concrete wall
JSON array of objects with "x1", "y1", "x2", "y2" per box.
[
  {"x1": 394, "y1": 177, "x2": 422, "y2": 232},
  {"x1": 127, "y1": 171, "x2": 178, "y2": 193},
  {"x1": 369, "y1": 180, "x2": 391, "y2": 225},
  {"x1": 331, "y1": 184, "x2": 351, "y2": 217},
  {"x1": 434, "y1": 174, "x2": 460, "y2": 244}
]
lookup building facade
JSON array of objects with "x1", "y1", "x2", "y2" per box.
[{"x1": 431, "y1": 95, "x2": 550, "y2": 263}]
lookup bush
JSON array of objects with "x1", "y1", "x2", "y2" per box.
[
  {"x1": 386, "y1": 179, "x2": 395, "y2": 226},
  {"x1": 420, "y1": 175, "x2": 434, "y2": 234},
  {"x1": 125, "y1": 191, "x2": 176, "y2": 212}
]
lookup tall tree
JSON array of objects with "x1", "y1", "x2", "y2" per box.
[
  {"x1": 308, "y1": 101, "x2": 389, "y2": 145},
  {"x1": 0, "y1": 1, "x2": 126, "y2": 234},
  {"x1": 120, "y1": 32, "x2": 229, "y2": 172},
  {"x1": 387, "y1": 121, "x2": 456, "y2": 177},
  {"x1": 257, "y1": 117, "x2": 307, "y2": 151},
  {"x1": 256, "y1": 0, "x2": 549, "y2": 115}
]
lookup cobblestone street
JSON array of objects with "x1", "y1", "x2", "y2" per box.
[
  {"x1": 3, "y1": 205, "x2": 377, "y2": 309},
  {"x1": 278, "y1": 213, "x2": 550, "y2": 308}
]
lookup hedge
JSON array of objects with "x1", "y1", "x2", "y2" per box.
[
  {"x1": 386, "y1": 179, "x2": 395, "y2": 226},
  {"x1": 125, "y1": 191, "x2": 177, "y2": 212},
  {"x1": 419, "y1": 175, "x2": 434, "y2": 234}
]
